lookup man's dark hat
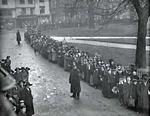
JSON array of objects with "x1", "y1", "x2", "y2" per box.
[
  {"x1": 10, "y1": 70, "x2": 14, "y2": 73},
  {"x1": 6, "y1": 56, "x2": 10, "y2": 58},
  {"x1": 109, "y1": 59, "x2": 113, "y2": 63},
  {"x1": 142, "y1": 74, "x2": 148, "y2": 77},
  {"x1": 141, "y1": 74, "x2": 148, "y2": 80},
  {"x1": 21, "y1": 67, "x2": 25, "y2": 70},
  {"x1": 132, "y1": 75, "x2": 139, "y2": 80},
  {"x1": 1, "y1": 59, "x2": 5, "y2": 62},
  {"x1": 26, "y1": 67, "x2": 30, "y2": 70},
  {"x1": 15, "y1": 67, "x2": 20, "y2": 71}
]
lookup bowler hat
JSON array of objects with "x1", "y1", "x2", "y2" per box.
[
  {"x1": 15, "y1": 67, "x2": 20, "y2": 71},
  {"x1": 21, "y1": 67, "x2": 25, "y2": 70},
  {"x1": 6, "y1": 56, "x2": 10, "y2": 59},
  {"x1": 26, "y1": 67, "x2": 30, "y2": 70},
  {"x1": 1, "y1": 59, "x2": 5, "y2": 62}
]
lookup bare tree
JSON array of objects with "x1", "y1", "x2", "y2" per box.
[
  {"x1": 130, "y1": 0, "x2": 149, "y2": 68},
  {"x1": 50, "y1": 0, "x2": 149, "y2": 68},
  {"x1": 97, "y1": 0, "x2": 149, "y2": 68}
]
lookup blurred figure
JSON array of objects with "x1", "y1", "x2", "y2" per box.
[
  {"x1": 0, "y1": 56, "x2": 11, "y2": 73},
  {"x1": 5, "y1": 56, "x2": 11, "y2": 73},
  {"x1": 0, "y1": 67, "x2": 17, "y2": 116},
  {"x1": 16, "y1": 30, "x2": 21, "y2": 46},
  {"x1": 13, "y1": 68, "x2": 22, "y2": 83}
]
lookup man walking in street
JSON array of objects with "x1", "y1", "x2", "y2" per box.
[
  {"x1": 16, "y1": 30, "x2": 21, "y2": 46},
  {"x1": 69, "y1": 64, "x2": 81, "y2": 99}
]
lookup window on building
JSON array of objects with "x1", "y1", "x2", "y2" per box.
[
  {"x1": 40, "y1": 6, "x2": 45, "y2": 14},
  {"x1": 39, "y1": 0, "x2": 44, "y2": 3},
  {"x1": 2, "y1": 0, "x2": 8, "y2": 5},
  {"x1": 0, "y1": 9, "x2": 12, "y2": 16},
  {"x1": 21, "y1": 8, "x2": 26, "y2": 15},
  {"x1": 20, "y1": 0, "x2": 25, "y2": 4},
  {"x1": 28, "y1": 0, "x2": 33, "y2": 4},
  {"x1": 30, "y1": 8, "x2": 34, "y2": 15}
]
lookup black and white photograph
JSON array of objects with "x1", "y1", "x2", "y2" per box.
[{"x1": 0, "y1": 0, "x2": 150, "y2": 116}]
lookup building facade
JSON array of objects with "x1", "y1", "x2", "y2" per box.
[
  {"x1": 0, "y1": 0, "x2": 137, "y2": 29},
  {"x1": 0, "y1": 0, "x2": 51, "y2": 28}
]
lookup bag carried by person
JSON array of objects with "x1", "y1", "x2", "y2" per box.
[{"x1": 128, "y1": 96, "x2": 135, "y2": 107}]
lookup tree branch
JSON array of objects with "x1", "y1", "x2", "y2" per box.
[{"x1": 130, "y1": 0, "x2": 142, "y2": 17}]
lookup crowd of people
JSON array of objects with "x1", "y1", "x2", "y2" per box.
[
  {"x1": 0, "y1": 56, "x2": 34, "y2": 116},
  {"x1": 24, "y1": 26, "x2": 150, "y2": 114}
]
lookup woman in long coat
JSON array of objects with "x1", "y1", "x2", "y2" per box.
[
  {"x1": 141, "y1": 79, "x2": 149, "y2": 114},
  {"x1": 93, "y1": 68, "x2": 99, "y2": 87},
  {"x1": 16, "y1": 30, "x2": 21, "y2": 45},
  {"x1": 136, "y1": 79, "x2": 143, "y2": 112},
  {"x1": 137, "y1": 77, "x2": 149, "y2": 114},
  {"x1": 69, "y1": 65, "x2": 81, "y2": 99},
  {"x1": 102, "y1": 71, "x2": 110, "y2": 98}
]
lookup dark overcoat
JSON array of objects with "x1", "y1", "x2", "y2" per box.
[
  {"x1": 69, "y1": 68, "x2": 81, "y2": 93},
  {"x1": 102, "y1": 72, "x2": 110, "y2": 97},
  {"x1": 19, "y1": 88, "x2": 34, "y2": 116},
  {"x1": 130, "y1": 83, "x2": 137, "y2": 100},
  {"x1": 16, "y1": 31, "x2": 21, "y2": 42},
  {"x1": 93, "y1": 69, "x2": 99, "y2": 85},
  {"x1": 141, "y1": 83, "x2": 149, "y2": 110},
  {"x1": 123, "y1": 82, "x2": 130, "y2": 105},
  {"x1": 136, "y1": 82, "x2": 143, "y2": 110}
]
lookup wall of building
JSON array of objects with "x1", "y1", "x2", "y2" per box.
[
  {"x1": 0, "y1": 0, "x2": 15, "y2": 9},
  {"x1": 0, "y1": 0, "x2": 50, "y2": 18},
  {"x1": 15, "y1": 0, "x2": 35, "y2": 8},
  {"x1": 35, "y1": 0, "x2": 50, "y2": 15},
  {"x1": 0, "y1": 0, "x2": 16, "y2": 18}
]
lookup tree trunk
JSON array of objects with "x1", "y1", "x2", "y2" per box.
[
  {"x1": 88, "y1": 0, "x2": 95, "y2": 28},
  {"x1": 135, "y1": 15, "x2": 148, "y2": 68}
]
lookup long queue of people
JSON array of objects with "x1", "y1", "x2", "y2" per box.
[
  {"x1": 0, "y1": 57, "x2": 34, "y2": 116},
  {"x1": 24, "y1": 26, "x2": 150, "y2": 115}
]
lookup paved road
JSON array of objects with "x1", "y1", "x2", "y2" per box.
[
  {"x1": 0, "y1": 31, "x2": 145, "y2": 116},
  {"x1": 66, "y1": 39, "x2": 150, "y2": 51},
  {"x1": 47, "y1": 36, "x2": 150, "y2": 51}
]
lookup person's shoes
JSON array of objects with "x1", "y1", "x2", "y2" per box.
[{"x1": 70, "y1": 95, "x2": 75, "y2": 98}]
